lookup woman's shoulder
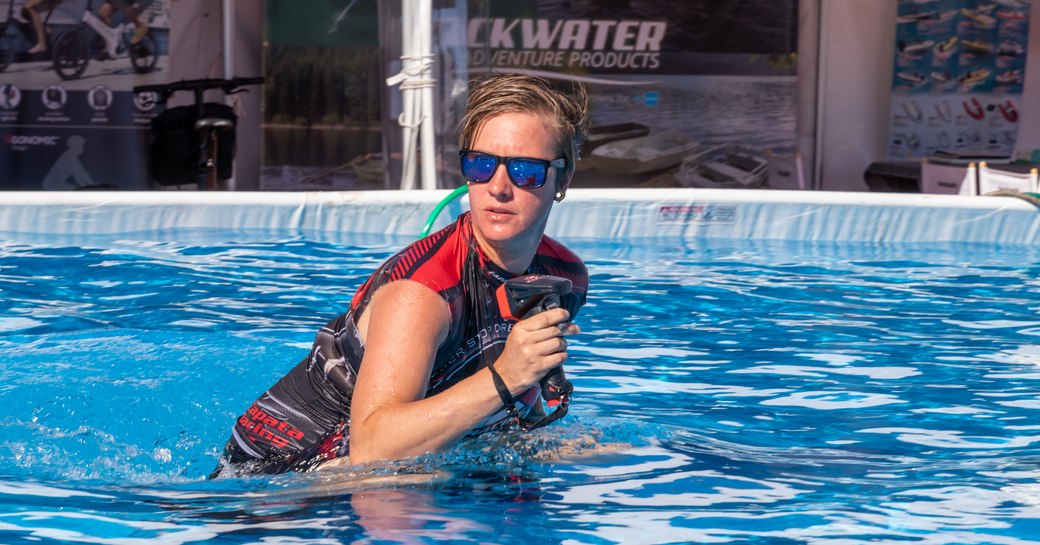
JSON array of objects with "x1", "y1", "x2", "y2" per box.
[
  {"x1": 351, "y1": 218, "x2": 467, "y2": 310},
  {"x1": 384, "y1": 217, "x2": 469, "y2": 288},
  {"x1": 537, "y1": 235, "x2": 588, "y2": 289},
  {"x1": 538, "y1": 235, "x2": 584, "y2": 264}
]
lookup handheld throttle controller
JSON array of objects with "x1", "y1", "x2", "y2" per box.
[{"x1": 496, "y1": 275, "x2": 574, "y2": 414}]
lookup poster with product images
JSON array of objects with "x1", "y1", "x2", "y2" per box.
[
  {"x1": 467, "y1": 0, "x2": 799, "y2": 189},
  {"x1": 886, "y1": 0, "x2": 1030, "y2": 161},
  {"x1": 0, "y1": 0, "x2": 169, "y2": 190}
]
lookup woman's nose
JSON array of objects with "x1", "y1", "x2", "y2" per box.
[{"x1": 486, "y1": 163, "x2": 513, "y2": 197}]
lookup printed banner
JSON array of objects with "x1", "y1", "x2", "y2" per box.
[
  {"x1": 468, "y1": 0, "x2": 800, "y2": 190},
  {"x1": 886, "y1": 0, "x2": 1030, "y2": 160},
  {"x1": 0, "y1": 0, "x2": 170, "y2": 190},
  {"x1": 259, "y1": 0, "x2": 798, "y2": 191}
]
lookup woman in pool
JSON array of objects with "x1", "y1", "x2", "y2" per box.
[{"x1": 212, "y1": 73, "x2": 590, "y2": 476}]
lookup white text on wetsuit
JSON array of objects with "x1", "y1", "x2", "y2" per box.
[{"x1": 452, "y1": 322, "x2": 514, "y2": 363}]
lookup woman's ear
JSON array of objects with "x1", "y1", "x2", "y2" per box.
[{"x1": 554, "y1": 169, "x2": 572, "y2": 202}]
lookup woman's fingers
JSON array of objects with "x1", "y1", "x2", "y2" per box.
[
  {"x1": 495, "y1": 307, "x2": 579, "y2": 392},
  {"x1": 528, "y1": 325, "x2": 574, "y2": 358},
  {"x1": 521, "y1": 308, "x2": 570, "y2": 330},
  {"x1": 517, "y1": 308, "x2": 578, "y2": 341},
  {"x1": 559, "y1": 322, "x2": 580, "y2": 335}
]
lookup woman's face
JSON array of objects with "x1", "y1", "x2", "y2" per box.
[{"x1": 466, "y1": 111, "x2": 567, "y2": 256}]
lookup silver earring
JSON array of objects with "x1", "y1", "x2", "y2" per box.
[{"x1": 555, "y1": 191, "x2": 564, "y2": 202}]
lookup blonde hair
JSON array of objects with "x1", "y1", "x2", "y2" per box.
[{"x1": 458, "y1": 73, "x2": 590, "y2": 177}]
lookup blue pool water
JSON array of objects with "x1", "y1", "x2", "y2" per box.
[{"x1": 3, "y1": 229, "x2": 1040, "y2": 544}]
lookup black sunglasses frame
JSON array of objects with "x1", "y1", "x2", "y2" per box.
[{"x1": 459, "y1": 149, "x2": 567, "y2": 189}]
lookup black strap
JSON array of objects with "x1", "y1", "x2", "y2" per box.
[
  {"x1": 488, "y1": 362, "x2": 570, "y2": 431},
  {"x1": 519, "y1": 403, "x2": 569, "y2": 431},
  {"x1": 487, "y1": 362, "x2": 521, "y2": 421}
]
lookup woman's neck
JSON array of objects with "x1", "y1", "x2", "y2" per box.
[{"x1": 472, "y1": 230, "x2": 540, "y2": 275}]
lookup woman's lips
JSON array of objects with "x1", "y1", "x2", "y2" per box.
[{"x1": 485, "y1": 207, "x2": 515, "y2": 219}]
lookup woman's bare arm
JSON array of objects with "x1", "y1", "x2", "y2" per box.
[{"x1": 348, "y1": 280, "x2": 577, "y2": 464}]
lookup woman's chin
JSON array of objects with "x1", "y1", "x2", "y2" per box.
[{"x1": 474, "y1": 220, "x2": 525, "y2": 244}]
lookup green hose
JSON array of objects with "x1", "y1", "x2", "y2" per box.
[{"x1": 420, "y1": 186, "x2": 468, "y2": 238}]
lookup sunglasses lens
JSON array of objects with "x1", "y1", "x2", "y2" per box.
[
  {"x1": 461, "y1": 152, "x2": 498, "y2": 183},
  {"x1": 460, "y1": 151, "x2": 555, "y2": 188},
  {"x1": 507, "y1": 158, "x2": 547, "y2": 188}
]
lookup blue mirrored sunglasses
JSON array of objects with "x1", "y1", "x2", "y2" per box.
[{"x1": 459, "y1": 149, "x2": 567, "y2": 189}]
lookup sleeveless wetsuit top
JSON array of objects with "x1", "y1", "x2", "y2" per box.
[{"x1": 222, "y1": 212, "x2": 588, "y2": 474}]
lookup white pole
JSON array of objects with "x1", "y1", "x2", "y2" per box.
[
  {"x1": 418, "y1": 0, "x2": 437, "y2": 190},
  {"x1": 812, "y1": 0, "x2": 827, "y2": 191},
  {"x1": 223, "y1": 0, "x2": 234, "y2": 79},
  {"x1": 387, "y1": 0, "x2": 437, "y2": 190},
  {"x1": 223, "y1": 0, "x2": 236, "y2": 190},
  {"x1": 399, "y1": 1, "x2": 417, "y2": 190}
]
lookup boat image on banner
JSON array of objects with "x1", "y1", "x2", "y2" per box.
[{"x1": 885, "y1": 0, "x2": 1030, "y2": 160}]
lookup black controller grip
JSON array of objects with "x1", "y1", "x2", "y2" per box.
[{"x1": 495, "y1": 275, "x2": 576, "y2": 429}]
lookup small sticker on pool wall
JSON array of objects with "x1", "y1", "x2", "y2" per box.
[{"x1": 657, "y1": 204, "x2": 736, "y2": 223}]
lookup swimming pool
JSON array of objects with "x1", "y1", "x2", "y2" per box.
[{"x1": 2, "y1": 190, "x2": 1040, "y2": 544}]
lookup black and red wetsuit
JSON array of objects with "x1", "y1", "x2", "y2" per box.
[{"x1": 212, "y1": 212, "x2": 588, "y2": 476}]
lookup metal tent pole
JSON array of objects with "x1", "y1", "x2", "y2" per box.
[
  {"x1": 223, "y1": 0, "x2": 236, "y2": 190},
  {"x1": 418, "y1": 0, "x2": 437, "y2": 189}
]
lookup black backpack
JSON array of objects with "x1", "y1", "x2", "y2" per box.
[{"x1": 149, "y1": 103, "x2": 237, "y2": 186}]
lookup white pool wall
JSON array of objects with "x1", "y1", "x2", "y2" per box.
[{"x1": 1, "y1": 189, "x2": 1038, "y2": 244}]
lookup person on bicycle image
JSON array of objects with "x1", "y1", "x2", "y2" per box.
[
  {"x1": 97, "y1": 0, "x2": 147, "y2": 46},
  {"x1": 21, "y1": 0, "x2": 61, "y2": 55}
]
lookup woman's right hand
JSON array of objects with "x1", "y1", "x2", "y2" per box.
[{"x1": 493, "y1": 307, "x2": 580, "y2": 395}]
